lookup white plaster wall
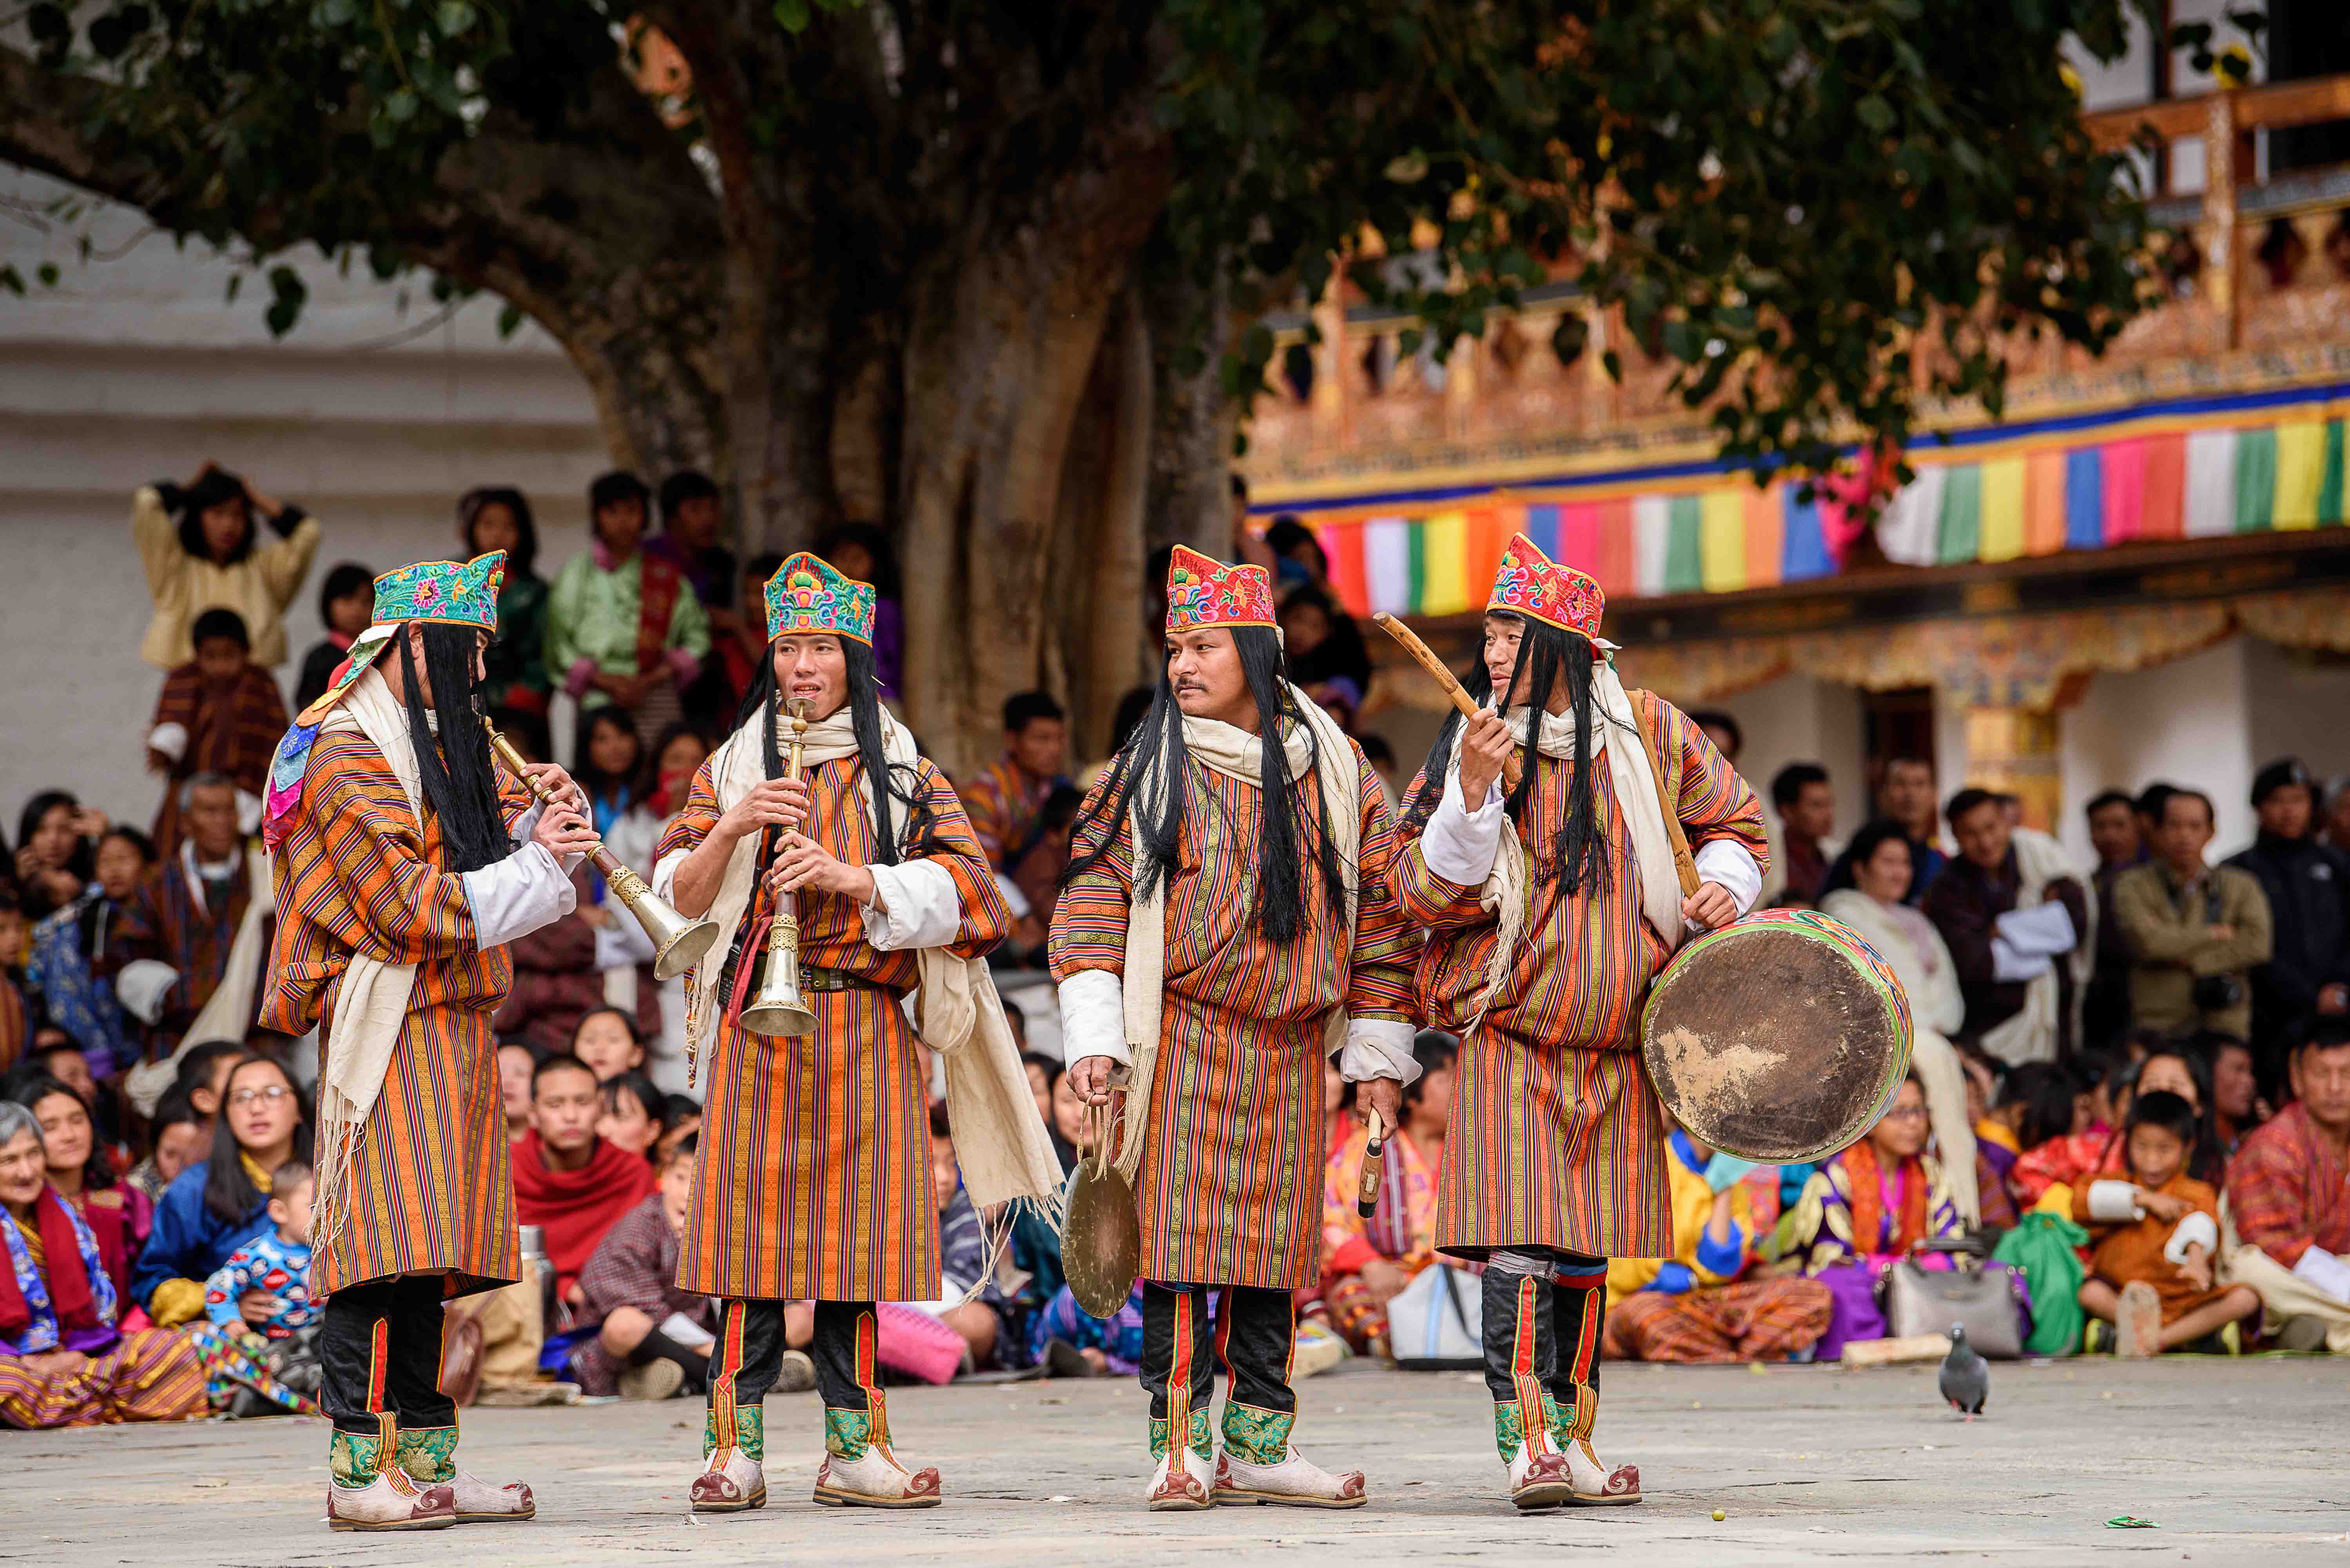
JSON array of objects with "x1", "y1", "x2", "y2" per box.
[
  {"x1": 2244, "y1": 637, "x2": 2350, "y2": 828},
  {"x1": 1688, "y1": 673, "x2": 1869, "y2": 888},
  {"x1": 1, "y1": 166, "x2": 607, "y2": 834},
  {"x1": 2056, "y1": 638, "x2": 2259, "y2": 865}
]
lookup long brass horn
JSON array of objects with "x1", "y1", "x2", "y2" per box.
[
  {"x1": 481, "y1": 721, "x2": 719, "y2": 983},
  {"x1": 740, "y1": 699, "x2": 818, "y2": 1038}
]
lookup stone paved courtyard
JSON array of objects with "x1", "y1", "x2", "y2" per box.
[{"x1": 3, "y1": 1355, "x2": 2346, "y2": 1566}]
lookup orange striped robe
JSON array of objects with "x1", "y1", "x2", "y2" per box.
[
  {"x1": 1051, "y1": 743, "x2": 1418, "y2": 1290},
  {"x1": 658, "y1": 755, "x2": 1007, "y2": 1302},
  {"x1": 258, "y1": 730, "x2": 536, "y2": 1297},
  {"x1": 1393, "y1": 693, "x2": 1766, "y2": 1261}
]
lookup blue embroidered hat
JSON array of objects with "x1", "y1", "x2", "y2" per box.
[
  {"x1": 764, "y1": 552, "x2": 876, "y2": 644},
  {"x1": 372, "y1": 550, "x2": 506, "y2": 631}
]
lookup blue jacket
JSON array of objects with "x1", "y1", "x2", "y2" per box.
[{"x1": 132, "y1": 1161, "x2": 271, "y2": 1309}]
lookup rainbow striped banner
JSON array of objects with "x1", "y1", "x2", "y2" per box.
[{"x1": 1268, "y1": 384, "x2": 2350, "y2": 619}]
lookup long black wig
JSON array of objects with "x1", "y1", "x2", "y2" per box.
[
  {"x1": 1400, "y1": 611, "x2": 1616, "y2": 896},
  {"x1": 733, "y1": 637, "x2": 940, "y2": 864},
  {"x1": 397, "y1": 622, "x2": 509, "y2": 874},
  {"x1": 1063, "y1": 625, "x2": 1348, "y2": 945}
]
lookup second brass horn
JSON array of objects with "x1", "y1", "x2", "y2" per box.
[
  {"x1": 741, "y1": 699, "x2": 818, "y2": 1037},
  {"x1": 481, "y1": 721, "x2": 719, "y2": 983}
]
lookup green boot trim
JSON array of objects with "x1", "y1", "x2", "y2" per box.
[
  {"x1": 1492, "y1": 1391, "x2": 1563, "y2": 1461},
  {"x1": 703, "y1": 1403, "x2": 764, "y2": 1461},
  {"x1": 330, "y1": 1429, "x2": 385, "y2": 1488},
  {"x1": 394, "y1": 1424, "x2": 459, "y2": 1484},
  {"x1": 1149, "y1": 1406, "x2": 1215, "y2": 1461},
  {"x1": 1221, "y1": 1401, "x2": 1294, "y2": 1467},
  {"x1": 824, "y1": 1406, "x2": 873, "y2": 1460}
]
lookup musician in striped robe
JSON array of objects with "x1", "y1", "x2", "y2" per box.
[
  {"x1": 1054, "y1": 546, "x2": 1419, "y2": 1512},
  {"x1": 652, "y1": 551, "x2": 1059, "y2": 1514},
  {"x1": 1391, "y1": 533, "x2": 1767, "y2": 1512},
  {"x1": 259, "y1": 551, "x2": 599, "y2": 1533}
]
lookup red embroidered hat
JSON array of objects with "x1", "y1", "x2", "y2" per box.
[
  {"x1": 1165, "y1": 544, "x2": 1277, "y2": 634},
  {"x1": 1487, "y1": 532, "x2": 1605, "y2": 647}
]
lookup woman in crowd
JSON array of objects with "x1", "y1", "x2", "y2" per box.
[
  {"x1": 1820, "y1": 818, "x2": 1982, "y2": 1221},
  {"x1": 13, "y1": 791, "x2": 104, "y2": 924},
  {"x1": 125, "y1": 1087, "x2": 211, "y2": 1209},
  {"x1": 1787, "y1": 1074, "x2": 2004, "y2": 1358},
  {"x1": 23, "y1": 826, "x2": 153, "y2": 1079},
  {"x1": 595, "y1": 1071, "x2": 665, "y2": 1160},
  {"x1": 604, "y1": 722, "x2": 708, "y2": 875},
  {"x1": 9, "y1": 1075, "x2": 141, "y2": 1283},
  {"x1": 293, "y1": 561, "x2": 377, "y2": 710},
  {"x1": 546, "y1": 469, "x2": 710, "y2": 745},
  {"x1": 133, "y1": 1053, "x2": 310, "y2": 1325},
  {"x1": 460, "y1": 486, "x2": 553, "y2": 716},
  {"x1": 574, "y1": 707, "x2": 646, "y2": 853},
  {"x1": 1317, "y1": 1032, "x2": 1453, "y2": 1355},
  {"x1": 814, "y1": 523, "x2": 903, "y2": 703},
  {"x1": 132, "y1": 465, "x2": 322, "y2": 670},
  {"x1": 0, "y1": 1102, "x2": 208, "y2": 1429}
]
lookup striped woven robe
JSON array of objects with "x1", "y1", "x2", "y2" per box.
[
  {"x1": 1051, "y1": 745, "x2": 1418, "y2": 1290},
  {"x1": 655, "y1": 754, "x2": 1006, "y2": 1302},
  {"x1": 1393, "y1": 693, "x2": 1765, "y2": 1261},
  {"x1": 257, "y1": 731, "x2": 536, "y2": 1297}
]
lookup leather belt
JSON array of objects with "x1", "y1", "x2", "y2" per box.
[{"x1": 797, "y1": 965, "x2": 895, "y2": 995}]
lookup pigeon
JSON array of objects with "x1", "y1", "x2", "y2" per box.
[{"x1": 1938, "y1": 1323, "x2": 1989, "y2": 1419}]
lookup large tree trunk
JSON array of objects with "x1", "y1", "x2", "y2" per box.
[
  {"x1": 1142, "y1": 251, "x2": 1240, "y2": 557},
  {"x1": 1049, "y1": 283, "x2": 1153, "y2": 758}
]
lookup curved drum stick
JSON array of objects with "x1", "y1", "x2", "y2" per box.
[{"x1": 1372, "y1": 612, "x2": 1523, "y2": 793}]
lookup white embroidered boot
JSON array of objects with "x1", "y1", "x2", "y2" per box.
[
  {"x1": 326, "y1": 1429, "x2": 456, "y2": 1532},
  {"x1": 811, "y1": 1406, "x2": 942, "y2": 1508},
  {"x1": 1211, "y1": 1405, "x2": 1366, "y2": 1508},
  {"x1": 397, "y1": 1425, "x2": 535, "y2": 1523},
  {"x1": 1496, "y1": 1400, "x2": 1574, "y2": 1512},
  {"x1": 1562, "y1": 1428, "x2": 1642, "y2": 1505},
  {"x1": 690, "y1": 1403, "x2": 768, "y2": 1514},
  {"x1": 1148, "y1": 1407, "x2": 1215, "y2": 1512}
]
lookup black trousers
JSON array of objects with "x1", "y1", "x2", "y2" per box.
[
  {"x1": 1478, "y1": 1250, "x2": 1608, "y2": 1442},
  {"x1": 1139, "y1": 1283, "x2": 1295, "y2": 1427},
  {"x1": 319, "y1": 1276, "x2": 457, "y2": 1437},
  {"x1": 709, "y1": 1298, "x2": 876, "y2": 1412}
]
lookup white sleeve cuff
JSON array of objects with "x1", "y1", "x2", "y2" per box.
[
  {"x1": 2086, "y1": 1180, "x2": 2144, "y2": 1222},
  {"x1": 861, "y1": 860, "x2": 963, "y2": 951},
  {"x1": 2163, "y1": 1211, "x2": 2219, "y2": 1264},
  {"x1": 1057, "y1": 968, "x2": 1131, "y2": 1068},
  {"x1": 2291, "y1": 1245, "x2": 2350, "y2": 1305},
  {"x1": 115, "y1": 959, "x2": 181, "y2": 1024},
  {"x1": 149, "y1": 721, "x2": 189, "y2": 762},
  {"x1": 1337, "y1": 1016, "x2": 1420, "y2": 1085},
  {"x1": 1691, "y1": 837, "x2": 1764, "y2": 923},
  {"x1": 651, "y1": 847, "x2": 690, "y2": 902},
  {"x1": 1420, "y1": 770, "x2": 1505, "y2": 886},
  {"x1": 460, "y1": 842, "x2": 577, "y2": 950},
  {"x1": 593, "y1": 910, "x2": 656, "y2": 968}
]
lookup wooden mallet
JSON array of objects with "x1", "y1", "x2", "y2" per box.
[{"x1": 1372, "y1": 612, "x2": 1523, "y2": 792}]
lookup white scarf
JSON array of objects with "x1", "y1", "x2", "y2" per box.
[
  {"x1": 1978, "y1": 826, "x2": 2096, "y2": 1067},
  {"x1": 121, "y1": 841, "x2": 276, "y2": 1117},
  {"x1": 308, "y1": 669, "x2": 427, "y2": 1276},
  {"x1": 1458, "y1": 661, "x2": 1683, "y2": 1023},
  {"x1": 1111, "y1": 687, "x2": 1362, "y2": 1182},
  {"x1": 688, "y1": 703, "x2": 1063, "y2": 1224}
]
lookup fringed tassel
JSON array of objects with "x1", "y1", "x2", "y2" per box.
[{"x1": 307, "y1": 1088, "x2": 374, "y2": 1291}]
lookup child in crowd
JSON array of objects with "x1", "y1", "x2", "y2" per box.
[
  {"x1": 293, "y1": 562, "x2": 377, "y2": 710},
  {"x1": 2074, "y1": 1092, "x2": 2263, "y2": 1356},
  {"x1": 654, "y1": 1094, "x2": 702, "y2": 1163},
  {"x1": 569, "y1": 1133, "x2": 727, "y2": 1401},
  {"x1": 144, "y1": 607, "x2": 288, "y2": 855},
  {"x1": 571, "y1": 1007, "x2": 647, "y2": 1081},
  {"x1": 596, "y1": 1071, "x2": 665, "y2": 1159},
  {"x1": 200, "y1": 1157, "x2": 324, "y2": 1414}
]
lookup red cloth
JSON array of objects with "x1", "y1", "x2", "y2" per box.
[
  {"x1": 0, "y1": 1185, "x2": 101, "y2": 1343},
  {"x1": 2227, "y1": 1101, "x2": 2350, "y2": 1269},
  {"x1": 508, "y1": 1131, "x2": 657, "y2": 1295}
]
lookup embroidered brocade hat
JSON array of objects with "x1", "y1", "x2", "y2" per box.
[
  {"x1": 1487, "y1": 532, "x2": 1605, "y2": 649},
  {"x1": 764, "y1": 552, "x2": 876, "y2": 645},
  {"x1": 1164, "y1": 544, "x2": 1277, "y2": 635}
]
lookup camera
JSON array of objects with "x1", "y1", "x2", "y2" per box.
[{"x1": 2193, "y1": 972, "x2": 2245, "y2": 1013}]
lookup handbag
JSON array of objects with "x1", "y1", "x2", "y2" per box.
[
  {"x1": 1385, "y1": 1264, "x2": 1484, "y2": 1369},
  {"x1": 1878, "y1": 1244, "x2": 2028, "y2": 1358}
]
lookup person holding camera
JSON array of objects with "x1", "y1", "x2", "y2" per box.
[{"x1": 2113, "y1": 788, "x2": 2272, "y2": 1040}]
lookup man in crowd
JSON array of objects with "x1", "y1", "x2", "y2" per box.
[
  {"x1": 108, "y1": 772, "x2": 269, "y2": 1063},
  {"x1": 2083, "y1": 788, "x2": 2146, "y2": 1049},
  {"x1": 1057, "y1": 545, "x2": 1416, "y2": 1511},
  {"x1": 2226, "y1": 758, "x2": 2350, "y2": 1097},
  {"x1": 2223, "y1": 1022, "x2": 2350, "y2": 1353},
  {"x1": 144, "y1": 607, "x2": 287, "y2": 855},
  {"x1": 1826, "y1": 757, "x2": 1944, "y2": 904},
  {"x1": 961, "y1": 691, "x2": 1074, "y2": 874},
  {"x1": 259, "y1": 550, "x2": 596, "y2": 1530},
  {"x1": 510, "y1": 1054, "x2": 659, "y2": 1305},
  {"x1": 546, "y1": 470, "x2": 711, "y2": 746},
  {"x1": 1390, "y1": 535, "x2": 1765, "y2": 1510},
  {"x1": 2113, "y1": 788, "x2": 2271, "y2": 1041},
  {"x1": 1921, "y1": 788, "x2": 2089, "y2": 1063},
  {"x1": 1769, "y1": 762, "x2": 1835, "y2": 905}
]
